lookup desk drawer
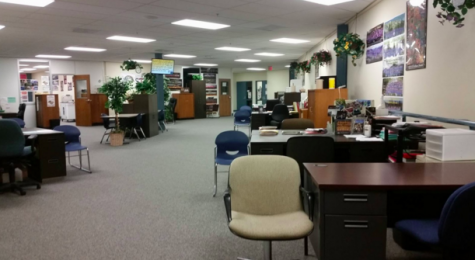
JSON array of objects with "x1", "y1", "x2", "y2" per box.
[
  {"x1": 250, "y1": 144, "x2": 284, "y2": 155},
  {"x1": 324, "y1": 215, "x2": 386, "y2": 260},
  {"x1": 324, "y1": 191, "x2": 387, "y2": 215}
]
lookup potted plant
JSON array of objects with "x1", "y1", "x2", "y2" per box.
[
  {"x1": 98, "y1": 77, "x2": 131, "y2": 146},
  {"x1": 312, "y1": 50, "x2": 332, "y2": 67},
  {"x1": 333, "y1": 33, "x2": 365, "y2": 66},
  {"x1": 120, "y1": 59, "x2": 143, "y2": 73}
]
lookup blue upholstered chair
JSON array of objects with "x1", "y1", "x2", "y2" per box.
[
  {"x1": 53, "y1": 125, "x2": 92, "y2": 173},
  {"x1": 239, "y1": 105, "x2": 252, "y2": 114},
  {"x1": 213, "y1": 131, "x2": 249, "y2": 197},
  {"x1": 7, "y1": 118, "x2": 26, "y2": 128},
  {"x1": 233, "y1": 110, "x2": 251, "y2": 136},
  {"x1": 393, "y1": 182, "x2": 475, "y2": 259}
]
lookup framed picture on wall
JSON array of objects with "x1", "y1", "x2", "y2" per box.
[{"x1": 406, "y1": 0, "x2": 428, "y2": 70}]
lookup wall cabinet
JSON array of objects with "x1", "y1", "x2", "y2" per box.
[
  {"x1": 172, "y1": 93, "x2": 195, "y2": 119},
  {"x1": 308, "y1": 89, "x2": 348, "y2": 128}
]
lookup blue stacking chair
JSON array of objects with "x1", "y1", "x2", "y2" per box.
[
  {"x1": 234, "y1": 110, "x2": 251, "y2": 136},
  {"x1": 393, "y1": 182, "x2": 475, "y2": 259},
  {"x1": 239, "y1": 105, "x2": 252, "y2": 114},
  {"x1": 6, "y1": 118, "x2": 25, "y2": 128},
  {"x1": 54, "y1": 125, "x2": 92, "y2": 173},
  {"x1": 213, "y1": 131, "x2": 249, "y2": 197}
]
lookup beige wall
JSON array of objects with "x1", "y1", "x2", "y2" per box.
[
  {"x1": 267, "y1": 70, "x2": 290, "y2": 100},
  {"x1": 233, "y1": 71, "x2": 267, "y2": 110}
]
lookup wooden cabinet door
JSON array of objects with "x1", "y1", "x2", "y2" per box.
[{"x1": 308, "y1": 90, "x2": 316, "y2": 126}]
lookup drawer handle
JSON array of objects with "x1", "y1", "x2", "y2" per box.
[
  {"x1": 48, "y1": 159, "x2": 59, "y2": 164},
  {"x1": 260, "y1": 148, "x2": 274, "y2": 154},
  {"x1": 343, "y1": 194, "x2": 368, "y2": 202},
  {"x1": 344, "y1": 220, "x2": 369, "y2": 229}
]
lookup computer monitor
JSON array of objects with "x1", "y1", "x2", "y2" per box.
[
  {"x1": 266, "y1": 99, "x2": 280, "y2": 112},
  {"x1": 151, "y1": 59, "x2": 175, "y2": 75}
]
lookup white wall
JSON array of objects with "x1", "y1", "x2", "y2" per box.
[
  {"x1": 233, "y1": 71, "x2": 267, "y2": 110},
  {"x1": 0, "y1": 58, "x2": 20, "y2": 112},
  {"x1": 267, "y1": 70, "x2": 290, "y2": 99},
  {"x1": 50, "y1": 60, "x2": 105, "y2": 94}
]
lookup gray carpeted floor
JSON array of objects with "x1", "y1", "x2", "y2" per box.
[{"x1": 0, "y1": 117, "x2": 442, "y2": 260}]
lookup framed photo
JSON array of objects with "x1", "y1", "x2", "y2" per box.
[
  {"x1": 336, "y1": 119, "x2": 352, "y2": 135},
  {"x1": 353, "y1": 118, "x2": 365, "y2": 134}
]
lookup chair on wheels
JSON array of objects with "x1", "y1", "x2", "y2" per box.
[
  {"x1": 129, "y1": 113, "x2": 146, "y2": 141},
  {"x1": 213, "y1": 131, "x2": 249, "y2": 197},
  {"x1": 286, "y1": 136, "x2": 334, "y2": 186},
  {"x1": 0, "y1": 120, "x2": 41, "y2": 196},
  {"x1": 393, "y1": 181, "x2": 475, "y2": 259},
  {"x1": 281, "y1": 118, "x2": 314, "y2": 130},
  {"x1": 270, "y1": 104, "x2": 289, "y2": 129},
  {"x1": 7, "y1": 118, "x2": 26, "y2": 128},
  {"x1": 53, "y1": 125, "x2": 92, "y2": 173},
  {"x1": 239, "y1": 105, "x2": 252, "y2": 114},
  {"x1": 100, "y1": 113, "x2": 115, "y2": 144},
  {"x1": 233, "y1": 110, "x2": 251, "y2": 136},
  {"x1": 224, "y1": 155, "x2": 314, "y2": 260},
  {"x1": 168, "y1": 98, "x2": 177, "y2": 124},
  {"x1": 17, "y1": 103, "x2": 26, "y2": 120},
  {"x1": 158, "y1": 110, "x2": 167, "y2": 133}
]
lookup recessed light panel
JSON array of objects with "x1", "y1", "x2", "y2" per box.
[
  {"x1": 194, "y1": 63, "x2": 218, "y2": 66},
  {"x1": 304, "y1": 0, "x2": 354, "y2": 5},
  {"x1": 19, "y1": 64, "x2": 29, "y2": 67},
  {"x1": 0, "y1": 25, "x2": 4, "y2": 30},
  {"x1": 107, "y1": 35, "x2": 156, "y2": 43},
  {"x1": 164, "y1": 54, "x2": 196, "y2": 59},
  {"x1": 65, "y1": 46, "x2": 106, "y2": 52},
  {"x1": 235, "y1": 59, "x2": 260, "y2": 63},
  {"x1": 215, "y1": 47, "x2": 250, "y2": 52},
  {"x1": 20, "y1": 68, "x2": 36, "y2": 71},
  {"x1": 0, "y1": 0, "x2": 54, "y2": 7},
  {"x1": 247, "y1": 68, "x2": 266, "y2": 71},
  {"x1": 19, "y1": 59, "x2": 48, "y2": 62},
  {"x1": 34, "y1": 65, "x2": 49, "y2": 68},
  {"x1": 270, "y1": 38, "x2": 310, "y2": 44},
  {"x1": 172, "y1": 19, "x2": 230, "y2": 30},
  {"x1": 133, "y1": 60, "x2": 152, "y2": 63},
  {"x1": 36, "y1": 55, "x2": 71, "y2": 59},
  {"x1": 255, "y1": 52, "x2": 285, "y2": 57},
  {"x1": 285, "y1": 65, "x2": 291, "y2": 68}
]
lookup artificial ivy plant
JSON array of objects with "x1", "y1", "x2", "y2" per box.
[
  {"x1": 333, "y1": 33, "x2": 365, "y2": 66},
  {"x1": 120, "y1": 60, "x2": 143, "y2": 72},
  {"x1": 312, "y1": 50, "x2": 332, "y2": 67},
  {"x1": 434, "y1": 0, "x2": 475, "y2": 28}
]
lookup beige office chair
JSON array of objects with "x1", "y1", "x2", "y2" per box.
[
  {"x1": 281, "y1": 118, "x2": 315, "y2": 130},
  {"x1": 224, "y1": 155, "x2": 314, "y2": 260}
]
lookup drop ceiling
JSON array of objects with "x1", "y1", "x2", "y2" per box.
[{"x1": 0, "y1": 0, "x2": 375, "y2": 69}]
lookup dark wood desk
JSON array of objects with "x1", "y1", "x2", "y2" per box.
[
  {"x1": 250, "y1": 131, "x2": 387, "y2": 162},
  {"x1": 0, "y1": 112, "x2": 17, "y2": 118},
  {"x1": 304, "y1": 163, "x2": 475, "y2": 260},
  {"x1": 251, "y1": 112, "x2": 299, "y2": 130},
  {"x1": 22, "y1": 128, "x2": 67, "y2": 182}
]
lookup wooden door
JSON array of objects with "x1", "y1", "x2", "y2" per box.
[
  {"x1": 219, "y1": 79, "x2": 231, "y2": 116},
  {"x1": 74, "y1": 75, "x2": 92, "y2": 126}
]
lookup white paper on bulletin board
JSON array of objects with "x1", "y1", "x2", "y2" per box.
[
  {"x1": 0, "y1": 97, "x2": 13, "y2": 112},
  {"x1": 47, "y1": 95, "x2": 55, "y2": 107}
]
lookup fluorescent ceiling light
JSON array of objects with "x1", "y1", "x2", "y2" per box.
[
  {"x1": 34, "y1": 65, "x2": 49, "y2": 68},
  {"x1": 172, "y1": 19, "x2": 230, "y2": 30},
  {"x1": 107, "y1": 35, "x2": 156, "y2": 43},
  {"x1": 247, "y1": 68, "x2": 266, "y2": 71},
  {"x1": 255, "y1": 52, "x2": 284, "y2": 57},
  {"x1": 19, "y1": 59, "x2": 48, "y2": 62},
  {"x1": 164, "y1": 54, "x2": 196, "y2": 59},
  {"x1": 304, "y1": 0, "x2": 354, "y2": 5},
  {"x1": 20, "y1": 68, "x2": 36, "y2": 71},
  {"x1": 215, "y1": 46, "x2": 250, "y2": 52},
  {"x1": 36, "y1": 55, "x2": 71, "y2": 59},
  {"x1": 133, "y1": 59, "x2": 152, "y2": 63},
  {"x1": 270, "y1": 38, "x2": 310, "y2": 44},
  {"x1": 285, "y1": 65, "x2": 291, "y2": 68},
  {"x1": 0, "y1": 25, "x2": 4, "y2": 30},
  {"x1": 65, "y1": 46, "x2": 106, "y2": 52},
  {"x1": 19, "y1": 64, "x2": 29, "y2": 67},
  {"x1": 0, "y1": 0, "x2": 54, "y2": 7},
  {"x1": 235, "y1": 59, "x2": 260, "y2": 63},
  {"x1": 194, "y1": 63, "x2": 218, "y2": 66}
]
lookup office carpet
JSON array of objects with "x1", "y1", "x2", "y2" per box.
[{"x1": 0, "y1": 117, "x2": 442, "y2": 260}]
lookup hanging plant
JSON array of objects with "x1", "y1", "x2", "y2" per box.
[
  {"x1": 120, "y1": 59, "x2": 143, "y2": 73},
  {"x1": 333, "y1": 33, "x2": 366, "y2": 66},
  {"x1": 311, "y1": 50, "x2": 333, "y2": 67},
  {"x1": 434, "y1": 0, "x2": 475, "y2": 28}
]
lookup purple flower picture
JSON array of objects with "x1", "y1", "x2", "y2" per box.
[
  {"x1": 384, "y1": 98, "x2": 403, "y2": 111},
  {"x1": 383, "y1": 56, "x2": 405, "y2": 78},
  {"x1": 383, "y1": 35, "x2": 405, "y2": 59},
  {"x1": 366, "y1": 42, "x2": 383, "y2": 64},
  {"x1": 382, "y1": 77, "x2": 404, "y2": 97},
  {"x1": 384, "y1": 14, "x2": 405, "y2": 40},
  {"x1": 367, "y1": 23, "x2": 384, "y2": 47}
]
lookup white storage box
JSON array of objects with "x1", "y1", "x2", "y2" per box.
[{"x1": 426, "y1": 129, "x2": 475, "y2": 161}]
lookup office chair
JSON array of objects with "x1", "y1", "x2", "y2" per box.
[
  {"x1": 233, "y1": 110, "x2": 251, "y2": 136},
  {"x1": 100, "y1": 113, "x2": 115, "y2": 144},
  {"x1": 213, "y1": 131, "x2": 249, "y2": 197},
  {"x1": 17, "y1": 103, "x2": 26, "y2": 120},
  {"x1": 270, "y1": 104, "x2": 289, "y2": 129},
  {"x1": 54, "y1": 125, "x2": 92, "y2": 173},
  {"x1": 286, "y1": 136, "x2": 334, "y2": 187},
  {"x1": 168, "y1": 98, "x2": 177, "y2": 124},
  {"x1": 239, "y1": 106, "x2": 252, "y2": 114},
  {"x1": 393, "y1": 181, "x2": 475, "y2": 259},
  {"x1": 0, "y1": 120, "x2": 41, "y2": 196},
  {"x1": 224, "y1": 155, "x2": 314, "y2": 260},
  {"x1": 281, "y1": 118, "x2": 315, "y2": 130},
  {"x1": 158, "y1": 110, "x2": 167, "y2": 133},
  {"x1": 129, "y1": 113, "x2": 146, "y2": 141},
  {"x1": 7, "y1": 118, "x2": 26, "y2": 128}
]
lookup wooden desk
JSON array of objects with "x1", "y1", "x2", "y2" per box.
[
  {"x1": 22, "y1": 128, "x2": 67, "y2": 182},
  {"x1": 304, "y1": 163, "x2": 475, "y2": 260},
  {"x1": 0, "y1": 112, "x2": 17, "y2": 118},
  {"x1": 251, "y1": 112, "x2": 299, "y2": 130},
  {"x1": 250, "y1": 130, "x2": 387, "y2": 162}
]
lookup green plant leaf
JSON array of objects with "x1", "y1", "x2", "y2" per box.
[
  {"x1": 447, "y1": 5, "x2": 455, "y2": 12},
  {"x1": 462, "y1": 7, "x2": 468, "y2": 15}
]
